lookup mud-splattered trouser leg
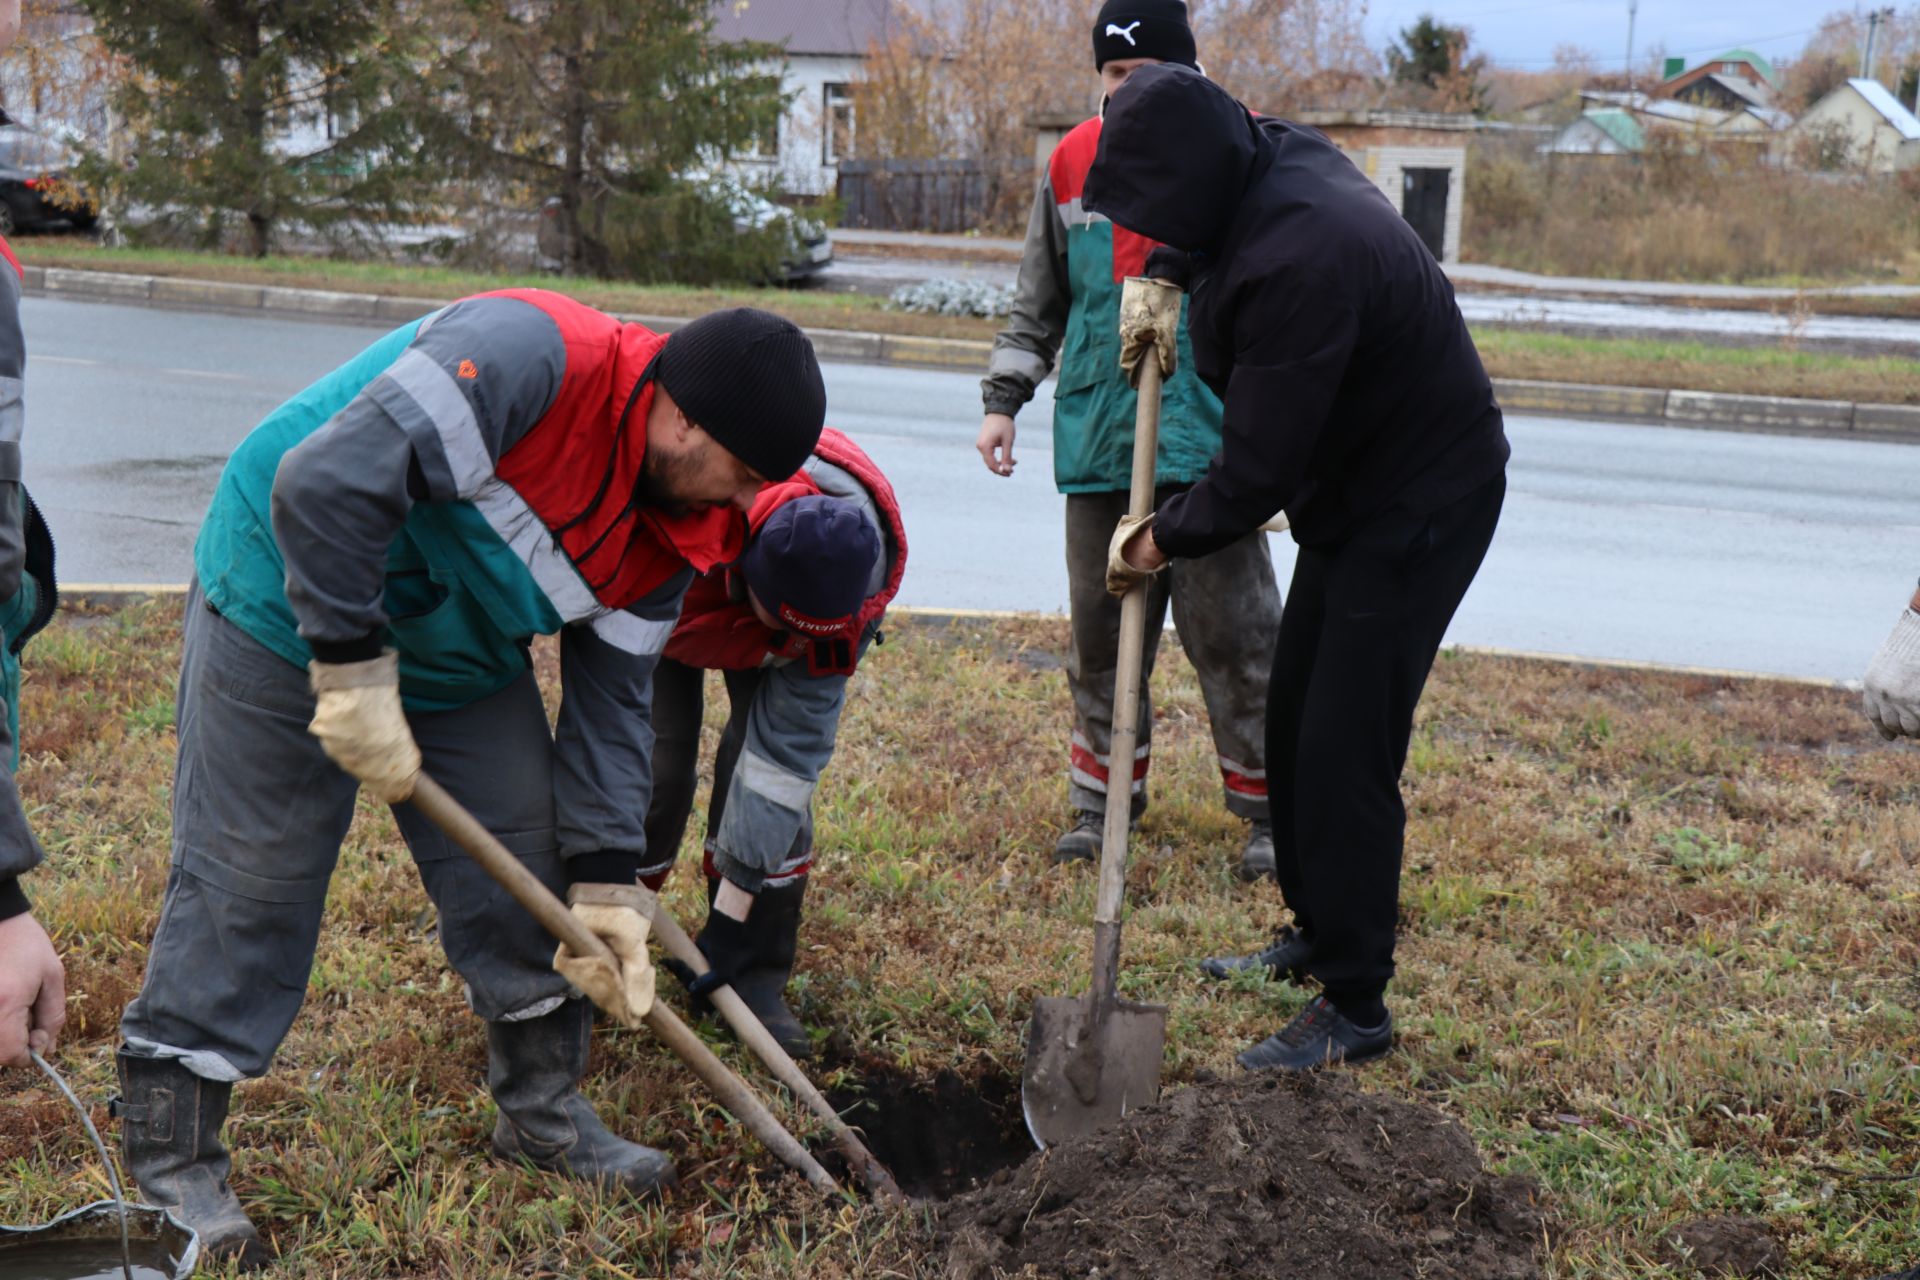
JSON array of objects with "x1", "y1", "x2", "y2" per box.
[
  {"x1": 1065, "y1": 486, "x2": 1283, "y2": 821},
  {"x1": 120, "y1": 582, "x2": 572, "y2": 1082},
  {"x1": 1268, "y1": 475, "x2": 1505, "y2": 1014}
]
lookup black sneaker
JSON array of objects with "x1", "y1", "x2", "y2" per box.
[
  {"x1": 1236, "y1": 995, "x2": 1393, "y2": 1072},
  {"x1": 1874, "y1": 1266, "x2": 1920, "y2": 1280},
  {"x1": 1199, "y1": 925, "x2": 1313, "y2": 982}
]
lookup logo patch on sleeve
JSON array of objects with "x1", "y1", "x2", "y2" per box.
[{"x1": 456, "y1": 359, "x2": 479, "y2": 380}]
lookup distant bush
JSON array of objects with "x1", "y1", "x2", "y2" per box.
[
  {"x1": 888, "y1": 278, "x2": 1016, "y2": 317},
  {"x1": 1465, "y1": 137, "x2": 1920, "y2": 283}
]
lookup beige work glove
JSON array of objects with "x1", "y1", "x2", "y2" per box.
[
  {"x1": 1107, "y1": 513, "x2": 1164, "y2": 597},
  {"x1": 553, "y1": 883, "x2": 656, "y2": 1027},
  {"x1": 308, "y1": 650, "x2": 421, "y2": 804},
  {"x1": 1864, "y1": 608, "x2": 1920, "y2": 740},
  {"x1": 1118, "y1": 275, "x2": 1182, "y2": 388}
]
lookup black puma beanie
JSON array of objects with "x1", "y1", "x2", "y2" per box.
[{"x1": 1092, "y1": 0, "x2": 1197, "y2": 70}]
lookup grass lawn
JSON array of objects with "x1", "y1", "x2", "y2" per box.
[
  {"x1": 2, "y1": 604, "x2": 1918, "y2": 1278},
  {"x1": 1478, "y1": 331, "x2": 1920, "y2": 406},
  {"x1": 15, "y1": 240, "x2": 1920, "y2": 407}
]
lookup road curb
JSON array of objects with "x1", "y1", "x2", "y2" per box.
[
  {"x1": 22, "y1": 265, "x2": 1919, "y2": 438},
  {"x1": 1493, "y1": 378, "x2": 1920, "y2": 442}
]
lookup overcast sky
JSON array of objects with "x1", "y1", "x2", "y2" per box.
[{"x1": 1361, "y1": 0, "x2": 1832, "y2": 71}]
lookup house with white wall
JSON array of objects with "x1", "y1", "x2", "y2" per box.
[
  {"x1": 1789, "y1": 78, "x2": 1920, "y2": 172},
  {"x1": 711, "y1": 0, "x2": 913, "y2": 198}
]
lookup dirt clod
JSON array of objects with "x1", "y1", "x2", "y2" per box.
[
  {"x1": 936, "y1": 1072, "x2": 1542, "y2": 1280},
  {"x1": 1663, "y1": 1216, "x2": 1785, "y2": 1278}
]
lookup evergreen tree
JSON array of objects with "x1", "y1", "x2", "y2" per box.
[
  {"x1": 427, "y1": 0, "x2": 790, "y2": 281},
  {"x1": 1387, "y1": 14, "x2": 1488, "y2": 113},
  {"x1": 80, "y1": 0, "x2": 434, "y2": 256}
]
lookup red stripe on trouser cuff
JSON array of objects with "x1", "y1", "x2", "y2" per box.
[
  {"x1": 1221, "y1": 768, "x2": 1267, "y2": 798},
  {"x1": 702, "y1": 846, "x2": 812, "y2": 886},
  {"x1": 1070, "y1": 743, "x2": 1150, "y2": 788}
]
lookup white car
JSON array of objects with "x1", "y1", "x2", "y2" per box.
[{"x1": 537, "y1": 175, "x2": 832, "y2": 283}]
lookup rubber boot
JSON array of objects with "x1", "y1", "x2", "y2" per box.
[
  {"x1": 711, "y1": 875, "x2": 814, "y2": 1060},
  {"x1": 488, "y1": 999, "x2": 678, "y2": 1198},
  {"x1": 1236, "y1": 819, "x2": 1276, "y2": 882},
  {"x1": 111, "y1": 1047, "x2": 271, "y2": 1270}
]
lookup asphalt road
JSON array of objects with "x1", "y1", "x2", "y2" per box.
[{"x1": 22, "y1": 295, "x2": 1918, "y2": 682}]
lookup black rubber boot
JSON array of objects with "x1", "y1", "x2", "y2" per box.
[
  {"x1": 714, "y1": 876, "x2": 814, "y2": 1060},
  {"x1": 488, "y1": 999, "x2": 678, "y2": 1198},
  {"x1": 112, "y1": 1047, "x2": 271, "y2": 1270},
  {"x1": 1236, "y1": 819, "x2": 1276, "y2": 882},
  {"x1": 1052, "y1": 810, "x2": 1103, "y2": 864}
]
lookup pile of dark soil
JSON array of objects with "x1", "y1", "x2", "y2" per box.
[{"x1": 936, "y1": 1071, "x2": 1543, "y2": 1280}]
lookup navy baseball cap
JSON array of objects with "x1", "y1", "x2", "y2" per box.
[{"x1": 741, "y1": 495, "x2": 882, "y2": 635}]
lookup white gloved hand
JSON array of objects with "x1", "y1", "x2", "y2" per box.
[
  {"x1": 1106, "y1": 513, "x2": 1164, "y2": 597},
  {"x1": 1864, "y1": 607, "x2": 1920, "y2": 740},
  {"x1": 308, "y1": 650, "x2": 421, "y2": 803},
  {"x1": 553, "y1": 883, "x2": 656, "y2": 1028},
  {"x1": 1118, "y1": 276, "x2": 1181, "y2": 388}
]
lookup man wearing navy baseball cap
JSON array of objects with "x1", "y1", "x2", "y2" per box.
[{"x1": 640, "y1": 429, "x2": 906, "y2": 1057}]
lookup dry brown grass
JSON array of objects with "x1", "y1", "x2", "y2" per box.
[
  {"x1": 2, "y1": 606, "x2": 1918, "y2": 1277},
  {"x1": 1468, "y1": 138, "x2": 1920, "y2": 286}
]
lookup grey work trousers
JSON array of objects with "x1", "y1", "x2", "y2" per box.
[
  {"x1": 119, "y1": 584, "x2": 571, "y2": 1082},
  {"x1": 1064, "y1": 487, "x2": 1282, "y2": 822}
]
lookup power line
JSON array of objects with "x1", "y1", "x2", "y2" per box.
[{"x1": 1485, "y1": 23, "x2": 1823, "y2": 69}]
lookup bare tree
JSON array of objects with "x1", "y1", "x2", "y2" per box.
[{"x1": 1193, "y1": 0, "x2": 1379, "y2": 113}]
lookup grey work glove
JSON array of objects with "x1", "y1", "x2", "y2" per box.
[
  {"x1": 308, "y1": 649, "x2": 421, "y2": 804},
  {"x1": 1106, "y1": 513, "x2": 1163, "y2": 597},
  {"x1": 553, "y1": 883, "x2": 656, "y2": 1028},
  {"x1": 1864, "y1": 608, "x2": 1920, "y2": 740},
  {"x1": 1117, "y1": 275, "x2": 1181, "y2": 388}
]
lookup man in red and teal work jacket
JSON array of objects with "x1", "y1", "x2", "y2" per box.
[
  {"x1": 113, "y1": 297, "x2": 826, "y2": 1264},
  {"x1": 977, "y1": 0, "x2": 1282, "y2": 878},
  {"x1": 641, "y1": 428, "x2": 905, "y2": 1060}
]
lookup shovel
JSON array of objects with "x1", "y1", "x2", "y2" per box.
[
  {"x1": 407, "y1": 774, "x2": 841, "y2": 1196},
  {"x1": 1020, "y1": 265, "x2": 1183, "y2": 1149},
  {"x1": 646, "y1": 899, "x2": 907, "y2": 1204}
]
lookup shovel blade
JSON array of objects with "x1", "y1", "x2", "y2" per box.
[{"x1": 1021, "y1": 994, "x2": 1166, "y2": 1149}]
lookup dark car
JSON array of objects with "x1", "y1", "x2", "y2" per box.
[{"x1": 0, "y1": 124, "x2": 97, "y2": 233}]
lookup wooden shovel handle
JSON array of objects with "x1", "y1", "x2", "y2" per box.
[
  {"x1": 407, "y1": 774, "x2": 840, "y2": 1196},
  {"x1": 649, "y1": 903, "x2": 907, "y2": 1205}
]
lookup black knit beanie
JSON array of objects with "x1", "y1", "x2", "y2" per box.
[
  {"x1": 1093, "y1": 0, "x2": 1197, "y2": 70},
  {"x1": 657, "y1": 308, "x2": 826, "y2": 481}
]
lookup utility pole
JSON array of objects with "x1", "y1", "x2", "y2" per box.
[
  {"x1": 1865, "y1": 7, "x2": 1895, "y2": 82},
  {"x1": 1625, "y1": 0, "x2": 1639, "y2": 93}
]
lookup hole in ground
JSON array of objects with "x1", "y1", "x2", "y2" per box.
[{"x1": 823, "y1": 1059, "x2": 1032, "y2": 1199}]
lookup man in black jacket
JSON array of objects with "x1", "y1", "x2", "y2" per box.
[{"x1": 1086, "y1": 64, "x2": 1508, "y2": 1071}]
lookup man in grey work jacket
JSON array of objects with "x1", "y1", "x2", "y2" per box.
[
  {"x1": 977, "y1": 0, "x2": 1281, "y2": 878},
  {"x1": 114, "y1": 296, "x2": 825, "y2": 1265}
]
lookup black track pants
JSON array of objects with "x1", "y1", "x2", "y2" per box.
[{"x1": 1266, "y1": 473, "x2": 1506, "y2": 1008}]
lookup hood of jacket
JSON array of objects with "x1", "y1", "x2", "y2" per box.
[{"x1": 1082, "y1": 63, "x2": 1267, "y2": 254}]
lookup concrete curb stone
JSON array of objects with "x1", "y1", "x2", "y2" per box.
[
  {"x1": 23, "y1": 266, "x2": 1917, "y2": 440},
  {"x1": 1852, "y1": 403, "x2": 1920, "y2": 441},
  {"x1": 1492, "y1": 378, "x2": 1667, "y2": 421},
  {"x1": 1666, "y1": 389, "x2": 1854, "y2": 433}
]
